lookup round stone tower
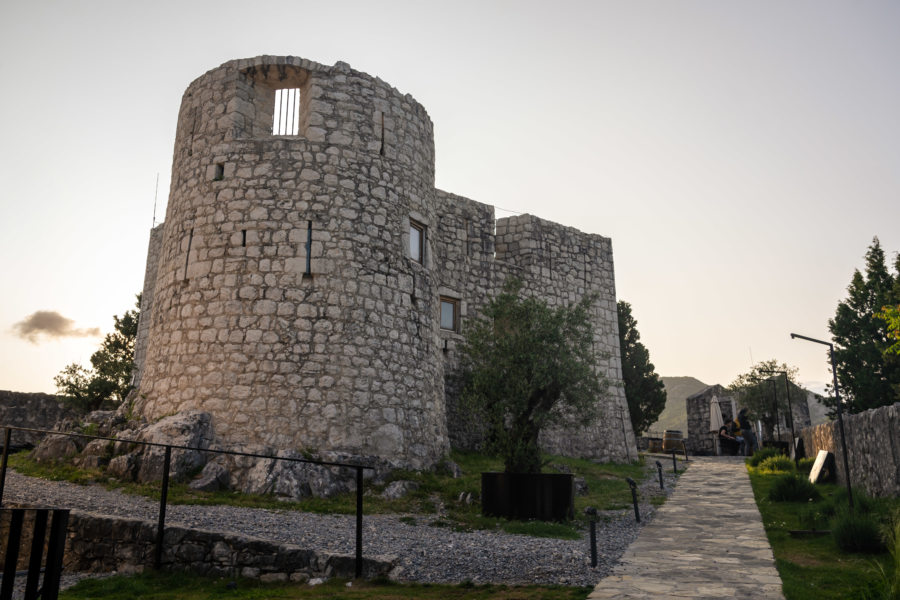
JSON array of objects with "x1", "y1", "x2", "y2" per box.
[{"x1": 137, "y1": 56, "x2": 448, "y2": 468}]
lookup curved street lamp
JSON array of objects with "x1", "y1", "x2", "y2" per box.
[{"x1": 790, "y1": 333, "x2": 853, "y2": 510}]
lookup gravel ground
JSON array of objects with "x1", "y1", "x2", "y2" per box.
[{"x1": 4, "y1": 461, "x2": 680, "y2": 588}]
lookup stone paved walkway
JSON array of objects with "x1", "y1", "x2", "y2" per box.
[{"x1": 589, "y1": 456, "x2": 784, "y2": 599}]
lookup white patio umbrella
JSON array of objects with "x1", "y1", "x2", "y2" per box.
[{"x1": 710, "y1": 397, "x2": 725, "y2": 432}]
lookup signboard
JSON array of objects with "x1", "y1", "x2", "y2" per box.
[{"x1": 809, "y1": 449, "x2": 834, "y2": 484}]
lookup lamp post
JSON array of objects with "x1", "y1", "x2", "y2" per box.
[
  {"x1": 790, "y1": 333, "x2": 853, "y2": 510},
  {"x1": 761, "y1": 369, "x2": 796, "y2": 466}
]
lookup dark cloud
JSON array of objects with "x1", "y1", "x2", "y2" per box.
[{"x1": 12, "y1": 311, "x2": 101, "y2": 344}]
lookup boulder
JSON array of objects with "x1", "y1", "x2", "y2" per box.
[
  {"x1": 381, "y1": 480, "x2": 419, "y2": 500},
  {"x1": 31, "y1": 434, "x2": 78, "y2": 463},
  {"x1": 189, "y1": 461, "x2": 231, "y2": 492},
  {"x1": 135, "y1": 411, "x2": 213, "y2": 483},
  {"x1": 107, "y1": 454, "x2": 138, "y2": 481}
]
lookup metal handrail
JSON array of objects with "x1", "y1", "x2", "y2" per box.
[{"x1": 0, "y1": 425, "x2": 373, "y2": 578}]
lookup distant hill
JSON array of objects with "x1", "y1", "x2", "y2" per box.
[{"x1": 644, "y1": 376, "x2": 709, "y2": 436}]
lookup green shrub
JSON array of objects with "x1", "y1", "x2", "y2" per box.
[
  {"x1": 758, "y1": 455, "x2": 795, "y2": 473},
  {"x1": 748, "y1": 447, "x2": 781, "y2": 467},
  {"x1": 879, "y1": 512, "x2": 900, "y2": 599},
  {"x1": 768, "y1": 473, "x2": 822, "y2": 502},
  {"x1": 832, "y1": 509, "x2": 886, "y2": 554},
  {"x1": 797, "y1": 457, "x2": 815, "y2": 474}
]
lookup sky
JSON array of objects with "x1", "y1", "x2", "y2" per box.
[{"x1": 1, "y1": 0, "x2": 898, "y2": 398}]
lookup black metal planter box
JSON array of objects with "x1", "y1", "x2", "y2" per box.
[{"x1": 481, "y1": 472, "x2": 574, "y2": 522}]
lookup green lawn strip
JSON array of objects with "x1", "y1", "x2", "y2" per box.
[
  {"x1": 747, "y1": 466, "x2": 895, "y2": 599},
  {"x1": 60, "y1": 572, "x2": 592, "y2": 600},
  {"x1": 9, "y1": 449, "x2": 651, "y2": 539}
]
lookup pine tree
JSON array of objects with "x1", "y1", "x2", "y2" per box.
[
  {"x1": 617, "y1": 301, "x2": 666, "y2": 435},
  {"x1": 828, "y1": 238, "x2": 900, "y2": 413}
]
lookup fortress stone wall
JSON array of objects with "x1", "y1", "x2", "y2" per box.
[{"x1": 134, "y1": 56, "x2": 635, "y2": 469}]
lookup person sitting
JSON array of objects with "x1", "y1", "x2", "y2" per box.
[{"x1": 718, "y1": 424, "x2": 740, "y2": 455}]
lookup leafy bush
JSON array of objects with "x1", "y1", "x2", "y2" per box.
[
  {"x1": 879, "y1": 512, "x2": 900, "y2": 599},
  {"x1": 748, "y1": 447, "x2": 781, "y2": 467},
  {"x1": 832, "y1": 509, "x2": 886, "y2": 554},
  {"x1": 797, "y1": 457, "x2": 815, "y2": 474},
  {"x1": 768, "y1": 473, "x2": 821, "y2": 502},
  {"x1": 758, "y1": 455, "x2": 795, "y2": 473}
]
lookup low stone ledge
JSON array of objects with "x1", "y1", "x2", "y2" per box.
[{"x1": 4, "y1": 506, "x2": 395, "y2": 581}]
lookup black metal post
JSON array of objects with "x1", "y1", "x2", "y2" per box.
[
  {"x1": 25, "y1": 509, "x2": 49, "y2": 600},
  {"x1": 829, "y1": 346, "x2": 854, "y2": 511},
  {"x1": 626, "y1": 477, "x2": 640, "y2": 522},
  {"x1": 791, "y1": 333, "x2": 853, "y2": 510},
  {"x1": 585, "y1": 507, "x2": 598, "y2": 567},
  {"x1": 770, "y1": 379, "x2": 781, "y2": 443},
  {"x1": 0, "y1": 427, "x2": 10, "y2": 507},
  {"x1": 1, "y1": 510, "x2": 24, "y2": 600},
  {"x1": 655, "y1": 460, "x2": 664, "y2": 489},
  {"x1": 783, "y1": 373, "x2": 797, "y2": 465},
  {"x1": 671, "y1": 450, "x2": 677, "y2": 474},
  {"x1": 43, "y1": 509, "x2": 69, "y2": 600},
  {"x1": 355, "y1": 466, "x2": 363, "y2": 579},
  {"x1": 154, "y1": 445, "x2": 172, "y2": 569},
  {"x1": 681, "y1": 440, "x2": 689, "y2": 462}
]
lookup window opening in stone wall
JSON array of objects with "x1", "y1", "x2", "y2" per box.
[
  {"x1": 214, "y1": 163, "x2": 224, "y2": 181},
  {"x1": 183, "y1": 228, "x2": 194, "y2": 280},
  {"x1": 273, "y1": 88, "x2": 301, "y2": 135},
  {"x1": 440, "y1": 297, "x2": 460, "y2": 332},
  {"x1": 241, "y1": 230, "x2": 247, "y2": 247},
  {"x1": 410, "y1": 220, "x2": 425, "y2": 264},
  {"x1": 379, "y1": 112, "x2": 385, "y2": 156},
  {"x1": 304, "y1": 221, "x2": 313, "y2": 276}
]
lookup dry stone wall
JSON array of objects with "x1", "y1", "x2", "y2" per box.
[
  {"x1": 0, "y1": 507, "x2": 392, "y2": 580},
  {"x1": 0, "y1": 391, "x2": 73, "y2": 448},
  {"x1": 135, "y1": 55, "x2": 635, "y2": 470},
  {"x1": 799, "y1": 402, "x2": 900, "y2": 498}
]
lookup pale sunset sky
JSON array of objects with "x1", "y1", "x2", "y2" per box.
[{"x1": 1, "y1": 1, "x2": 898, "y2": 398}]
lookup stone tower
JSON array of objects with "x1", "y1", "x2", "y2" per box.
[{"x1": 135, "y1": 56, "x2": 636, "y2": 469}]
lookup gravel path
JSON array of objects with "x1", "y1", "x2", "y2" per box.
[{"x1": 5, "y1": 462, "x2": 680, "y2": 587}]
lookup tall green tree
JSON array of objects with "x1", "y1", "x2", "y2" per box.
[
  {"x1": 459, "y1": 279, "x2": 606, "y2": 473},
  {"x1": 828, "y1": 238, "x2": 900, "y2": 413},
  {"x1": 730, "y1": 360, "x2": 800, "y2": 440},
  {"x1": 617, "y1": 301, "x2": 666, "y2": 435},
  {"x1": 55, "y1": 296, "x2": 140, "y2": 412}
]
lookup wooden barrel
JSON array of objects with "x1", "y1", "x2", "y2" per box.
[
  {"x1": 662, "y1": 430, "x2": 684, "y2": 451},
  {"x1": 647, "y1": 438, "x2": 663, "y2": 453}
]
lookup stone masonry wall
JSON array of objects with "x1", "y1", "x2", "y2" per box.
[
  {"x1": 135, "y1": 55, "x2": 635, "y2": 470},
  {"x1": 132, "y1": 224, "x2": 164, "y2": 390},
  {"x1": 0, "y1": 391, "x2": 73, "y2": 448},
  {"x1": 0, "y1": 507, "x2": 392, "y2": 580},
  {"x1": 136, "y1": 56, "x2": 447, "y2": 469},
  {"x1": 799, "y1": 402, "x2": 900, "y2": 498}
]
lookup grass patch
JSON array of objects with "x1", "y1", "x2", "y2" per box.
[
  {"x1": 9, "y1": 449, "x2": 653, "y2": 540},
  {"x1": 748, "y1": 465, "x2": 898, "y2": 599},
  {"x1": 60, "y1": 571, "x2": 593, "y2": 599}
]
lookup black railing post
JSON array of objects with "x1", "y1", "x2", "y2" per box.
[
  {"x1": 681, "y1": 440, "x2": 689, "y2": 462},
  {"x1": 671, "y1": 450, "x2": 678, "y2": 474},
  {"x1": 625, "y1": 477, "x2": 640, "y2": 523},
  {"x1": 43, "y1": 509, "x2": 69, "y2": 600},
  {"x1": 0, "y1": 427, "x2": 11, "y2": 507},
  {"x1": 355, "y1": 466, "x2": 363, "y2": 579},
  {"x1": 655, "y1": 460, "x2": 664, "y2": 490},
  {"x1": 585, "y1": 506, "x2": 598, "y2": 567},
  {"x1": 24, "y1": 509, "x2": 49, "y2": 599},
  {"x1": 1, "y1": 510, "x2": 24, "y2": 600},
  {"x1": 154, "y1": 445, "x2": 172, "y2": 570}
]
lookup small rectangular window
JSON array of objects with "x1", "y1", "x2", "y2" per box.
[
  {"x1": 410, "y1": 220, "x2": 425, "y2": 264},
  {"x1": 440, "y1": 297, "x2": 459, "y2": 332},
  {"x1": 273, "y1": 88, "x2": 301, "y2": 136}
]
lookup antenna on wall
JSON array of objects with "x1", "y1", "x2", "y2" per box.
[{"x1": 152, "y1": 173, "x2": 159, "y2": 227}]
